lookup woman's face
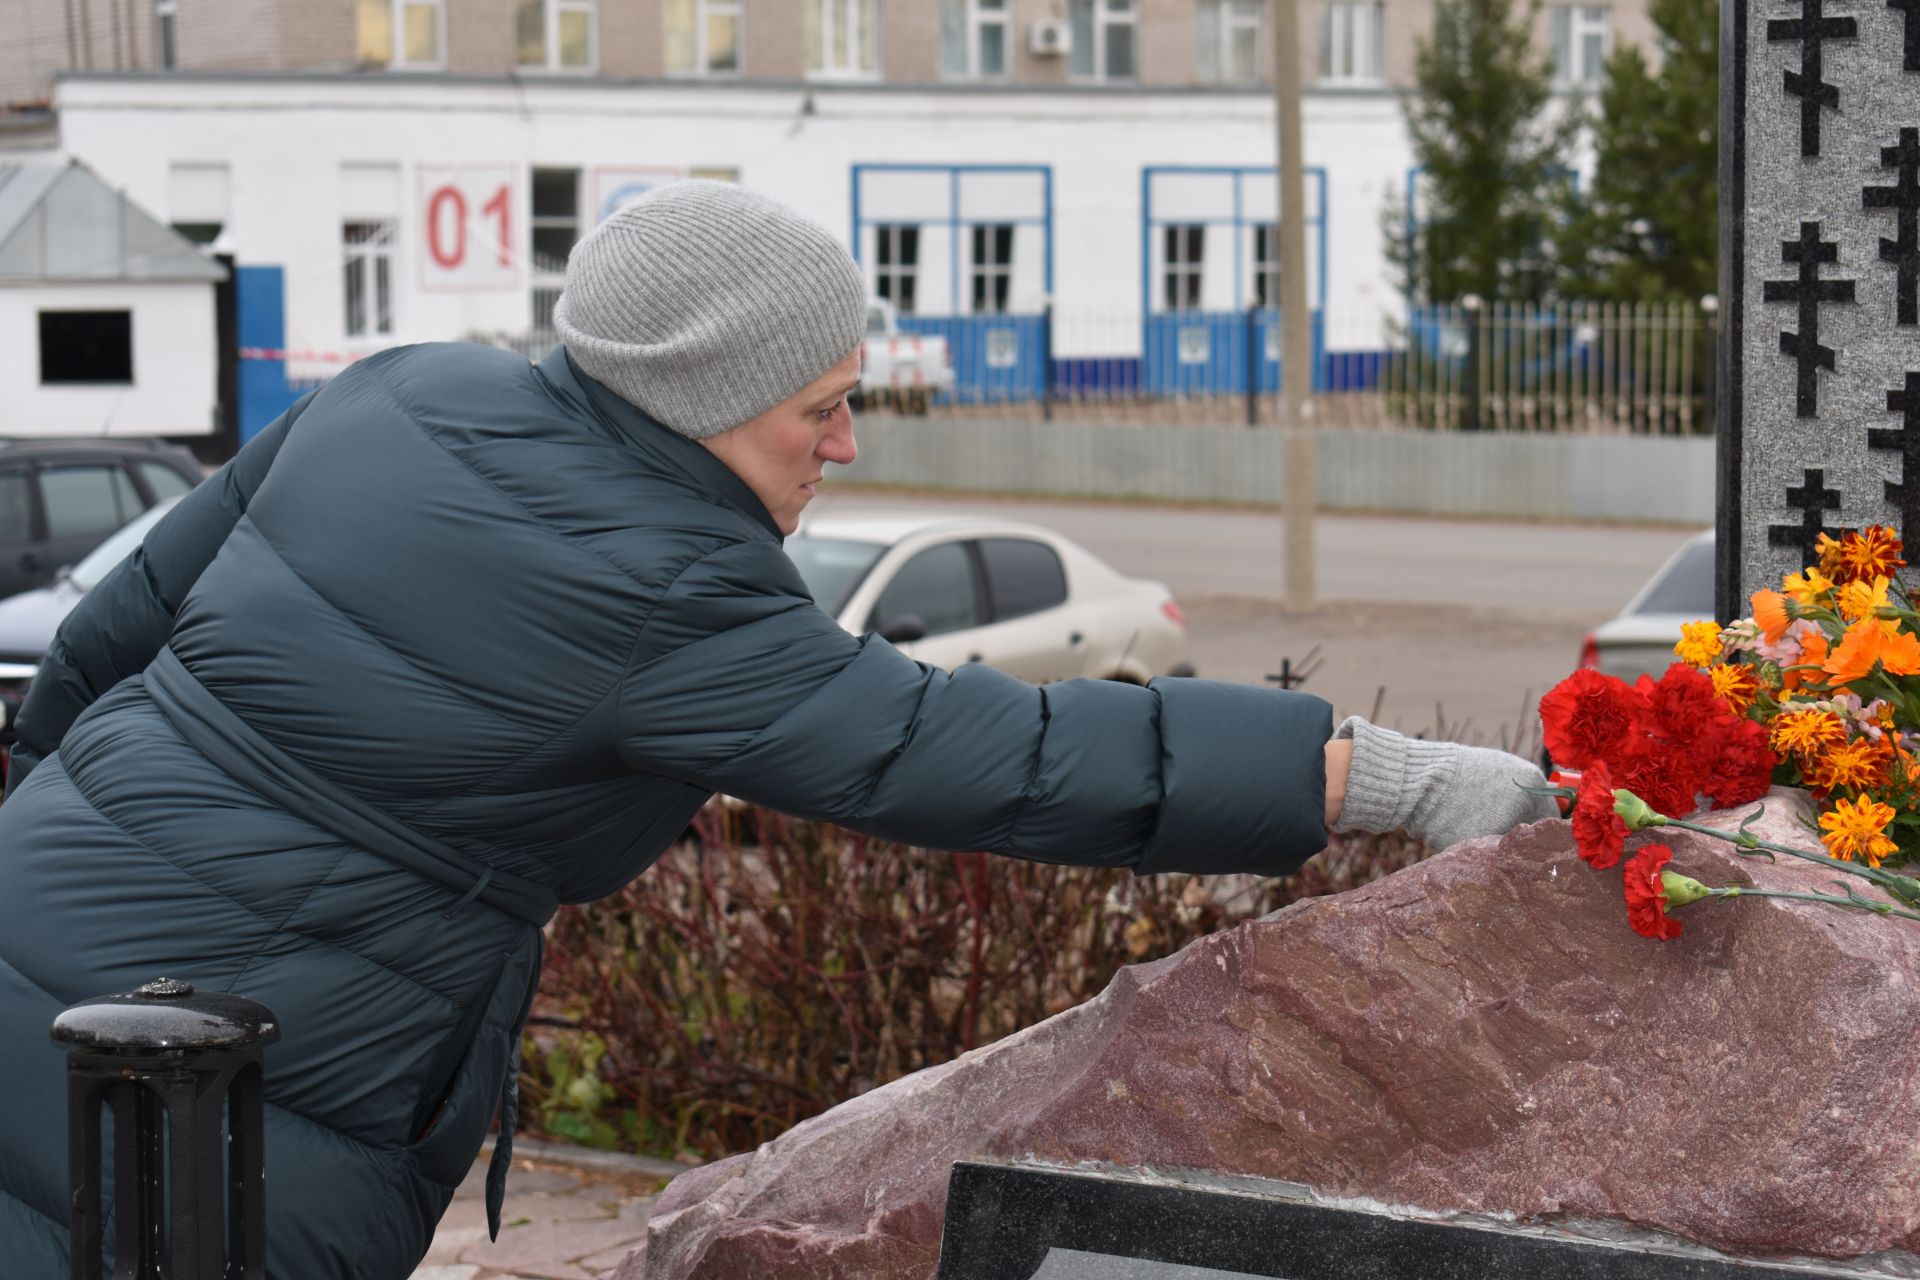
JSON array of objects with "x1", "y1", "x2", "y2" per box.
[{"x1": 699, "y1": 348, "x2": 861, "y2": 535}]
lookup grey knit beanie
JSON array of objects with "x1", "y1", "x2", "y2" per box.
[{"x1": 553, "y1": 180, "x2": 868, "y2": 439}]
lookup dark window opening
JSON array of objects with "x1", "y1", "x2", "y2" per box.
[
  {"x1": 1254, "y1": 223, "x2": 1282, "y2": 309},
  {"x1": 39, "y1": 311, "x2": 133, "y2": 385},
  {"x1": 970, "y1": 222, "x2": 1014, "y2": 315},
  {"x1": 1162, "y1": 224, "x2": 1203, "y2": 312},
  {"x1": 875, "y1": 224, "x2": 920, "y2": 315}
]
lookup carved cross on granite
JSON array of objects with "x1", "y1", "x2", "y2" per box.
[
  {"x1": 1891, "y1": 0, "x2": 1920, "y2": 71},
  {"x1": 1871, "y1": 371, "x2": 1920, "y2": 538},
  {"x1": 1767, "y1": 0, "x2": 1859, "y2": 156},
  {"x1": 1770, "y1": 467, "x2": 1851, "y2": 560},
  {"x1": 1763, "y1": 221, "x2": 1858, "y2": 416},
  {"x1": 1865, "y1": 128, "x2": 1920, "y2": 325}
]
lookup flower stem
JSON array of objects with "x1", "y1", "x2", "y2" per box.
[
  {"x1": 1661, "y1": 817, "x2": 1920, "y2": 907},
  {"x1": 1704, "y1": 885, "x2": 1920, "y2": 923}
]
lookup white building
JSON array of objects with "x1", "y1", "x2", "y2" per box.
[
  {"x1": 3, "y1": 0, "x2": 1652, "y2": 421},
  {"x1": 0, "y1": 161, "x2": 225, "y2": 437}
]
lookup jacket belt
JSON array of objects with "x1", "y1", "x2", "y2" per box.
[
  {"x1": 143, "y1": 645, "x2": 554, "y2": 1233},
  {"x1": 142, "y1": 646, "x2": 559, "y2": 928}
]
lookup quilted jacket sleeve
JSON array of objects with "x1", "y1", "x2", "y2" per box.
[
  {"x1": 617, "y1": 538, "x2": 1334, "y2": 876},
  {"x1": 6, "y1": 394, "x2": 314, "y2": 793}
]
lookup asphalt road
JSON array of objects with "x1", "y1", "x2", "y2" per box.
[{"x1": 806, "y1": 487, "x2": 1704, "y2": 748}]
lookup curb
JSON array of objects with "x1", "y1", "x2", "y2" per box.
[{"x1": 481, "y1": 1135, "x2": 703, "y2": 1184}]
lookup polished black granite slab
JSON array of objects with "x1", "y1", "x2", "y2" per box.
[{"x1": 934, "y1": 1161, "x2": 1880, "y2": 1280}]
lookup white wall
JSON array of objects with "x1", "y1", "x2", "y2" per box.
[
  {"x1": 54, "y1": 76, "x2": 1418, "y2": 377},
  {"x1": 0, "y1": 281, "x2": 218, "y2": 436}
]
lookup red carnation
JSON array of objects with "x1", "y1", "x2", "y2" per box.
[
  {"x1": 1700, "y1": 716, "x2": 1779, "y2": 810},
  {"x1": 1622, "y1": 843, "x2": 1684, "y2": 940},
  {"x1": 1611, "y1": 744, "x2": 1702, "y2": 820},
  {"x1": 1540, "y1": 670, "x2": 1647, "y2": 770},
  {"x1": 1636, "y1": 664, "x2": 1728, "y2": 754},
  {"x1": 1570, "y1": 760, "x2": 1628, "y2": 869}
]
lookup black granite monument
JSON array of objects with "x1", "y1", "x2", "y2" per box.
[{"x1": 932, "y1": 1161, "x2": 1882, "y2": 1280}]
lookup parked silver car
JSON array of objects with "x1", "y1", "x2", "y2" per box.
[
  {"x1": 1580, "y1": 528, "x2": 1715, "y2": 683},
  {"x1": 786, "y1": 512, "x2": 1193, "y2": 683}
]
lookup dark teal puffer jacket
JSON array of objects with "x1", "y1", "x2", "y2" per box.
[{"x1": 0, "y1": 343, "x2": 1332, "y2": 1279}]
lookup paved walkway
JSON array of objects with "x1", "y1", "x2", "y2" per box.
[{"x1": 408, "y1": 1140, "x2": 683, "y2": 1280}]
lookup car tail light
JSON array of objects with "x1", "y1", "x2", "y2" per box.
[
  {"x1": 1577, "y1": 632, "x2": 1599, "y2": 670},
  {"x1": 1161, "y1": 600, "x2": 1187, "y2": 629}
]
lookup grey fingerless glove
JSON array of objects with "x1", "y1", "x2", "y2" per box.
[{"x1": 1332, "y1": 716, "x2": 1559, "y2": 851}]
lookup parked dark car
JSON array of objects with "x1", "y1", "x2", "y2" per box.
[
  {"x1": 0, "y1": 438, "x2": 202, "y2": 601},
  {"x1": 0, "y1": 496, "x2": 184, "y2": 789}
]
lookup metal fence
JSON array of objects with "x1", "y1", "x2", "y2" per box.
[{"x1": 464, "y1": 298, "x2": 1717, "y2": 436}]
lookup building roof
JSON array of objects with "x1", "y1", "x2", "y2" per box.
[{"x1": 0, "y1": 160, "x2": 225, "y2": 284}]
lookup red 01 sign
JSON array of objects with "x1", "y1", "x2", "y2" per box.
[{"x1": 418, "y1": 165, "x2": 519, "y2": 291}]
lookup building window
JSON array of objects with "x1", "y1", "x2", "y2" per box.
[
  {"x1": 1197, "y1": 0, "x2": 1260, "y2": 85},
  {"x1": 665, "y1": 0, "x2": 741, "y2": 75},
  {"x1": 1320, "y1": 2, "x2": 1382, "y2": 85},
  {"x1": 39, "y1": 312, "x2": 134, "y2": 385},
  {"x1": 939, "y1": 0, "x2": 1008, "y2": 79},
  {"x1": 1253, "y1": 223, "x2": 1283, "y2": 308},
  {"x1": 970, "y1": 224, "x2": 1014, "y2": 314},
  {"x1": 1162, "y1": 224, "x2": 1203, "y2": 312},
  {"x1": 518, "y1": 0, "x2": 595, "y2": 70},
  {"x1": 531, "y1": 168, "x2": 579, "y2": 330},
  {"x1": 358, "y1": 0, "x2": 445, "y2": 68},
  {"x1": 808, "y1": 0, "x2": 879, "y2": 78},
  {"x1": 1069, "y1": 0, "x2": 1137, "y2": 81},
  {"x1": 874, "y1": 224, "x2": 919, "y2": 314},
  {"x1": 153, "y1": 0, "x2": 177, "y2": 68},
  {"x1": 343, "y1": 222, "x2": 395, "y2": 339},
  {"x1": 1551, "y1": 5, "x2": 1611, "y2": 86}
]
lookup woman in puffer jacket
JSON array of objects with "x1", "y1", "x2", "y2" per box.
[{"x1": 0, "y1": 180, "x2": 1553, "y2": 1278}]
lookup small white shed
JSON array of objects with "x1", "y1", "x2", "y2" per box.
[{"x1": 0, "y1": 161, "x2": 225, "y2": 437}]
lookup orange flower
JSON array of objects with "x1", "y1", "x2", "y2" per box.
[
  {"x1": 1784, "y1": 565, "x2": 1835, "y2": 607},
  {"x1": 1708, "y1": 663, "x2": 1762, "y2": 714},
  {"x1": 1769, "y1": 708, "x2": 1847, "y2": 760},
  {"x1": 1838, "y1": 526, "x2": 1907, "y2": 583},
  {"x1": 1785, "y1": 628, "x2": 1831, "y2": 693},
  {"x1": 1817, "y1": 532, "x2": 1849, "y2": 582},
  {"x1": 1836, "y1": 575, "x2": 1895, "y2": 627},
  {"x1": 1751, "y1": 589, "x2": 1794, "y2": 642},
  {"x1": 1818, "y1": 795, "x2": 1899, "y2": 866},
  {"x1": 1674, "y1": 620, "x2": 1723, "y2": 668},
  {"x1": 1823, "y1": 617, "x2": 1920, "y2": 681},
  {"x1": 1807, "y1": 737, "x2": 1894, "y2": 793}
]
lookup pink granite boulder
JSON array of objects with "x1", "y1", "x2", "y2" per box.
[{"x1": 614, "y1": 792, "x2": 1920, "y2": 1280}]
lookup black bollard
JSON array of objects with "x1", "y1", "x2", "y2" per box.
[{"x1": 52, "y1": 977, "x2": 279, "y2": 1280}]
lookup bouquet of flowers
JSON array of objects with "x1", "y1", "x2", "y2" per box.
[{"x1": 1537, "y1": 526, "x2": 1920, "y2": 940}]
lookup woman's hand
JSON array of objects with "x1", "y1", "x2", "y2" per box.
[{"x1": 1327, "y1": 716, "x2": 1559, "y2": 850}]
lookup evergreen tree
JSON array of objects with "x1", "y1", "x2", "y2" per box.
[
  {"x1": 1557, "y1": 0, "x2": 1719, "y2": 304},
  {"x1": 1390, "y1": 0, "x2": 1582, "y2": 305}
]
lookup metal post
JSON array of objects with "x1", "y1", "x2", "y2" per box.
[
  {"x1": 53, "y1": 977, "x2": 280, "y2": 1280},
  {"x1": 1245, "y1": 302, "x2": 1260, "y2": 427},
  {"x1": 1273, "y1": 0, "x2": 1315, "y2": 611},
  {"x1": 1461, "y1": 293, "x2": 1485, "y2": 432},
  {"x1": 1041, "y1": 297, "x2": 1055, "y2": 423}
]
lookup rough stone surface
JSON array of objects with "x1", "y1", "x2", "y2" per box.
[{"x1": 616, "y1": 792, "x2": 1920, "y2": 1280}]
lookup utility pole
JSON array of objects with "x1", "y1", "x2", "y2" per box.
[{"x1": 1273, "y1": 0, "x2": 1316, "y2": 613}]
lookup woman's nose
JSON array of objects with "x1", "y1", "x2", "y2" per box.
[{"x1": 821, "y1": 416, "x2": 857, "y2": 465}]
